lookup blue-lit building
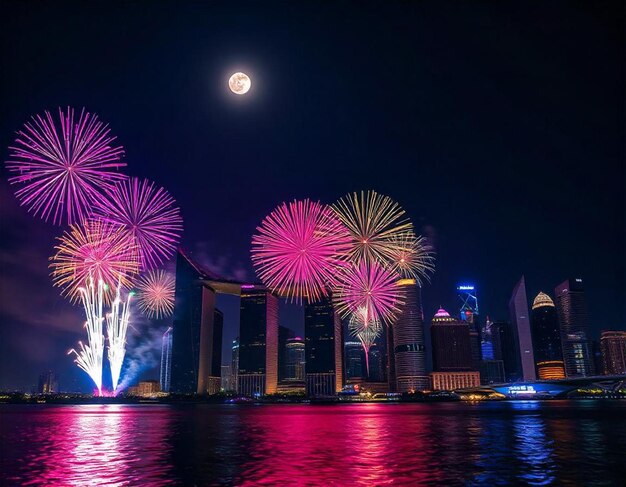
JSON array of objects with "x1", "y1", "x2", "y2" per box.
[{"x1": 160, "y1": 327, "x2": 173, "y2": 392}]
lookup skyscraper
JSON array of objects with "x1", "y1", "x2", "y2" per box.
[
  {"x1": 345, "y1": 341, "x2": 365, "y2": 379},
  {"x1": 509, "y1": 276, "x2": 536, "y2": 381},
  {"x1": 530, "y1": 292, "x2": 565, "y2": 379},
  {"x1": 238, "y1": 287, "x2": 279, "y2": 396},
  {"x1": 279, "y1": 326, "x2": 296, "y2": 382},
  {"x1": 600, "y1": 331, "x2": 626, "y2": 375},
  {"x1": 393, "y1": 280, "x2": 429, "y2": 392},
  {"x1": 491, "y1": 320, "x2": 521, "y2": 382},
  {"x1": 171, "y1": 250, "x2": 222, "y2": 394},
  {"x1": 458, "y1": 284, "x2": 482, "y2": 370},
  {"x1": 430, "y1": 308, "x2": 480, "y2": 390},
  {"x1": 221, "y1": 364, "x2": 233, "y2": 391},
  {"x1": 285, "y1": 337, "x2": 306, "y2": 381},
  {"x1": 37, "y1": 370, "x2": 58, "y2": 394},
  {"x1": 305, "y1": 295, "x2": 344, "y2": 396},
  {"x1": 160, "y1": 327, "x2": 173, "y2": 392},
  {"x1": 555, "y1": 278, "x2": 594, "y2": 377}
]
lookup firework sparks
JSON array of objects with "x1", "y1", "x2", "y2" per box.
[
  {"x1": 94, "y1": 177, "x2": 183, "y2": 270},
  {"x1": 331, "y1": 190, "x2": 414, "y2": 266},
  {"x1": 333, "y1": 259, "x2": 404, "y2": 324},
  {"x1": 388, "y1": 233, "x2": 435, "y2": 283},
  {"x1": 106, "y1": 283, "x2": 133, "y2": 393},
  {"x1": 136, "y1": 269, "x2": 175, "y2": 319},
  {"x1": 68, "y1": 277, "x2": 105, "y2": 396},
  {"x1": 348, "y1": 306, "x2": 383, "y2": 377},
  {"x1": 5, "y1": 107, "x2": 126, "y2": 225},
  {"x1": 251, "y1": 199, "x2": 351, "y2": 303},
  {"x1": 50, "y1": 219, "x2": 139, "y2": 303}
]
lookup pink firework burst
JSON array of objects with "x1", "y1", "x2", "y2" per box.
[
  {"x1": 333, "y1": 260, "x2": 404, "y2": 324},
  {"x1": 251, "y1": 199, "x2": 351, "y2": 303},
  {"x1": 50, "y1": 220, "x2": 140, "y2": 303},
  {"x1": 136, "y1": 270, "x2": 175, "y2": 319},
  {"x1": 5, "y1": 107, "x2": 126, "y2": 225},
  {"x1": 94, "y1": 178, "x2": 183, "y2": 270}
]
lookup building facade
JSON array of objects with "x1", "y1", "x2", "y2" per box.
[
  {"x1": 238, "y1": 287, "x2": 279, "y2": 396},
  {"x1": 555, "y1": 278, "x2": 594, "y2": 377},
  {"x1": 491, "y1": 320, "x2": 521, "y2": 381},
  {"x1": 509, "y1": 276, "x2": 536, "y2": 381},
  {"x1": 393, "y1": 280, "x2": 429, "y2": 392},
  {"x1": 600, "y1": 331, "x2": 626, "y2": 375},
  {"x1": 160, "y1": 327, "x2": 173, "y2": 392},
  {"x1": 431, "y1": 371, "x2": 480, "y2": 391},
  {"x1": 530, "y1": 292, "x2": 565, "y2": 379},
  {"x1": 305, "y1": 295, "x2": 344, "y2": 396},
  {"x1": 37, "y1": 370, "x2": 58, "y2": 394},
  {"x1": 285, "y1": 337, "x2": 305, "y2": 381},
  {"x1": 345, "y1": 340, "x2": 366, "y2": 379}
]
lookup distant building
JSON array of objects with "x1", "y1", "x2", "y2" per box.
[
  {"x1": 285, "y1": 337, "x2": 305, "y2": 381},
  {"x1": 530, "y1": 292, "x2": 565, "y2": 380},
  {"x1": 279, "y1": 326, "x2": 296, "y2": 381},
  {"x1": 458, "y1": 284, "x2": 482, "y2": 371},
  {"x1": 555, "y1": 278, "x2": 594, "y2": 377},
  {"x1": 38, "y1": 370, "x2": 58, "y2": 394},
  {"x1": 345, "y1": 341, "x2": 365, "y2": 379},
  {"x1": 509, "y1": 276, "x2": 536, "y2": 381},
  {"x1": 491, "y1": 320, "x2": 521, "y2": 381},
  {"x1": 221, "y1": 365, "x2": 233, "y2": 391},
  {"x1": 368, "y1": 345, "x2": 385, "y2": 382},
  {"x1": 136, "y1": 380, "x2": 160, "y2": 396},
  {"x1": 480, "y1": 317, "x2": 495, "y2": 360},
  {"x1": 600, "y1": 331, "x2": 626, "y2": 375},
  {"x1": 305, "y1": 295, "x2": 343, "y2": 396},
  {"x1": 393, "y1": 280, "x2": 429, "y2": 392},
  {"x1": 480, "y1": 360, "x2": 506, "y2": 385},
  {"x1": 160, "y1": 327, "x2": 173, "y2": 392},
  {"x1": 430, "y1": 308, "x2": 479, "y2": 390},
  {"x1": 231, "y1": 338, "x2": 239, "y2": 393},
  {"x1": 238, "y1": 287, "x2": 279, "y2": 397}
]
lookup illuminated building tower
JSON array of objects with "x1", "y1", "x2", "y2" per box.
[
  {"x1": 600, "y1": 331, "x2": 626, "y2": 375},
  {"x1": 491, "y1": 320, "x2": 521, "y2": 381},
  {"x1": 430, "y1": 308, "x2": 480, "y2": 390},
  {"x1": 285, "y1": 337, "x2": 306, "y2": 381},
  {"x1": 393, "y1": 280, "x2": 429, "y2": 392},
  {"x1": 231, "y1": 338, "x2": 239, "y2": 393},
  {"x1": 171, "y1": 250, "x2": 222, "y2": 395},
  {"x1": 555, "y1": 278, "x2": 594, "y2": 377},
  {"x1": 305, "y1": 295, "x2": 344, "y2": 396},
  {"x1": 37, "y1": 370, "x2": 58, "y2": 394},
  {"x1": 458, "y1": 284, "x2": 482, "y2": 370},
  {"x1": 509, "y1": 276, "x2": 536, "y2": 381},
  {"x1": 345, "y1": 341, "x2": 366, "y2": 379},
  {"x1": 530, "y1": 292, "x2": 565, "y2": 380},
  {"x1": 160, "y1": 327, "x2": 173, "y2": 392},
  {"x1": 238, "y1": 287, "x2": 279, "y2": 397},
  {"x1": 481, "y1": 317, "x2": 494, "y2": 360}
]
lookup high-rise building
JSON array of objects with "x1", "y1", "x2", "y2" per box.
[
  {"x1": 38, "y1": 370, "x2": 58, "y2": 394},
  {"x1": 393, "y1": 280, "x2": 429, "y2": 392},
  {"x1": 160, "y1": 327, "x2": 173, "y2": 392},
  {"x1": 279, "y1": 326, "x2": 296, "y2": 381},
  {"x1": 530, "y1": 292, "x2": 565, "y2": 379},
  {"x1": 430, "y1": 308, "x2": 480, "y2": 390},
  {"x1": 285, "y1": 337, "x2": 306, "y2": 381},
  {"x1": 509, "y1": 276, "x2": 536, "y2": 381},
  {"x1": 555, "y1": 278, "x2": 594, "y2": 377},
  {"x1": 368, "y1": 345, "x2": 385, "y2": 382},
  {"x1": 600, "y1": 331, "x2": 626, "y2": 375},
  {"x1": 491, "y1": 320, "x2": 521, "y2": 382},
  {"x1": 171, "y1": 250, "x2": 222, "y2": 394},
  {"x1": 458, "y1": 284, "x2": 482, "y2": 370},
  {"x1": 207, "y1": 309, "x2": 224, "y2": 395},
  {"x1": 481, "y1": 317, "x2": 495, "y2": 360},
  {"x1": 305, "y1": 295, "x2": 344, "y2": 396},
  {"x1": 345, "y1": 341, "x2": 366, "y2": 379},
  {"x1": 231, "y1": 338, "x2": 239, "y2": 392},
  {"x1": 480, "y1": 360, "x2": 506, "y2": 384},
  {"x1": 221, "y1": 365, "x2": 233, "y2": 391},
  {"x1": 238, "y1": 287, "x2": 279, "y2": 397}
]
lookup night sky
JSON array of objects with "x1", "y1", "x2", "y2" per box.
[{"x1": 0, "y1": 2, "x2": 623, "y2": 392}]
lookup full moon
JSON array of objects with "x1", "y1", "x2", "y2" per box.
[{"x1": 228, "y1": 72, "x2": 251, "y2": 95}]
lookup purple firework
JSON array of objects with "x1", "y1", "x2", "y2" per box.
[
  {"x1": 94, "y1": 177, "x2": 183, "y2": 270},
  {"x1": 5, "y1": 107, "x2": 126, "y2": 225}
]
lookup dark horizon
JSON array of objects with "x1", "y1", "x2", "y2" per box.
[{"x1": 1, "y1": 2, "x2": 624, "y2": 392}]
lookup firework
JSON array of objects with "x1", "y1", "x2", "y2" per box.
[
  {"x1": 348, "y1": 306, "x2": 383, "y2": 377},
  {"x1": 5, "y1": 107, "x2": 126, "y2": 225},
  {"x1": 50, "y1": 219, "x2": 139, "y2": 303},
  {"x1": 333, "y1": 260, "x2": 404, "y2": 324},
  {"x1": 251, "y1": 199, "x2": 351, "y2": 303},
  {"x1": 94, "y1": 177, "x2": 183, "y2": 270},
  {"x1": 331, "y1": 190, "x2": 414, "y2": 266},
  {"x1": 68, "y1": 277, "x2": 105, "y2": 395},
  {"x1": 106, "y1": 283, "x2": 133, "y2": 392},
  {"x1": 136, "y1": 269, "x2": 175, "y2": 319},
  {"x1": 388, "y1": 233, "x2": 435, "y2": 283}
]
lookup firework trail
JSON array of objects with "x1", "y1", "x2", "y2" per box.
[
  {"x1": 388, "y1": 233, "x2": 435, "y2": 283},
  {"x1": 331, "y1": 190, "x2": 414, "y2": 266},
  {"x1": 106, "y1": 283, "x2": 133, "y2": 393},
  {"x1": 68, "y1": 277, "x2": 105, "y2": 395},
  {"x1": 135, "y1": 269, "x2": 175, "y2": 319},
  {"x1": 251, "y1": 199, "x2": 351, "y2": 303},
  {"x1": 94, "y1": 177, "x2": 183, "y2": 270},
  {"x1": 333, "y1": 259, "x2": 404, "y2": 324},
  {"x1": 348, "y1": 306, "x2": 382, "y2": 377},
  {"x1": 50, "y1": 219, "x2": 139, "y2": 303},
  {"x1": 5, "y1": 107, "x2": 126, "y2": 225}
]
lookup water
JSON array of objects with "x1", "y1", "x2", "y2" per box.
[{"x1": 1, "y1": 401, "x2": 625, "y2": 486}]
